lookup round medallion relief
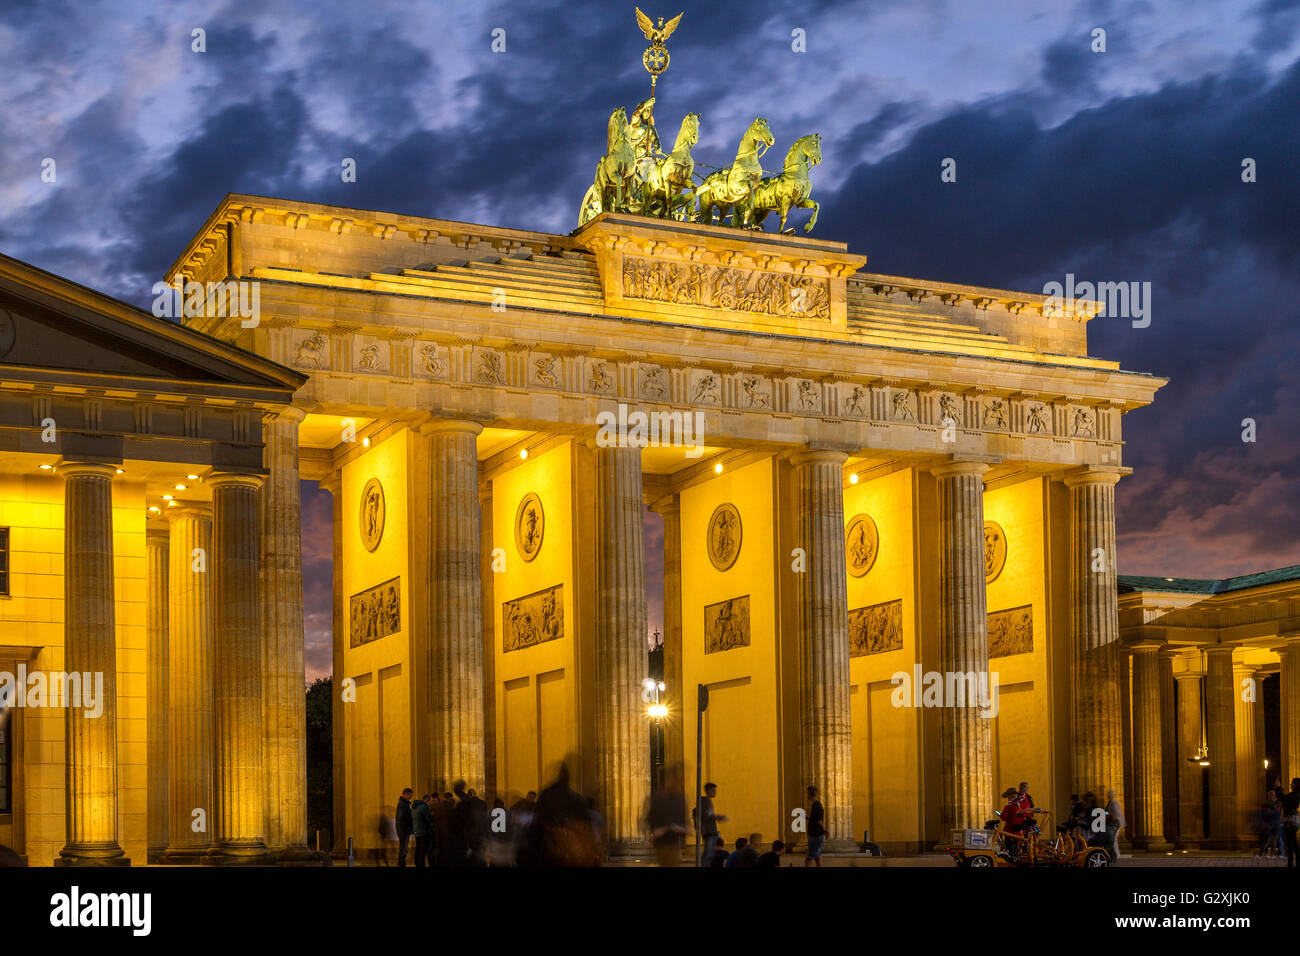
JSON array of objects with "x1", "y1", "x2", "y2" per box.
[
  {"x1": 845, "y1": 514, "x2": 879, "y2": 578},
  {"x1": 984, "y1": 520, "x2": 1007, "y2": 583},
  {"x1": 0, "y1": 310, "x2": 15, "y2": 359},
  {"x1": 359, "y1": 478, "x2": 386, "y2": 552},
  {"x1": 707, "y1": 503, "x2": 742, "y2": 571},
  {"x1": 515, "y1": 492, "x2": 545, "y2": 561}
]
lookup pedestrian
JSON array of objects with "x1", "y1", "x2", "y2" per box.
[
  {"x1": 646, "y1": 763, "x2": 687, "y2": 867},
  {"x1": 395, "y1": 787, "x2": 414, "y2": 867},
  {"x1": 736, "y1": 833, "x2": 760, "y2": 867},
  {"x1": 695, "y1": 782, "x2": 728, "y2": 865},
  {"x1": 411, "y1": 794, "x2": 433, "y2": 868},
  {"x1": 1282, "y1": 778, "x2": 1300, "y2": 868},
  {"x1": 517, "y1": 761, "x2": 601, "y2": 867},
  {"x1": 1105, "y1": 789, "x2": 1125, "y2": 860},
  {"x1": 755, "y1": 839, "x2": 785, "y2": 867},
  {"x1": 707, "y1": 834, "x2": 728, "y2": 867},
  {"x1": 725, "y1": 836, "x2": 748, "y2": 867},
  {"x1": 1258, "y1": 790, "x2": 1281, "y2": 859},
  {"x1": 488, "y1": 797, "x2": 514, "y2": 866},
  {"x1": 453, "y1": 780, "x2": 489, "y2": 866},
  {"x1": 434, "y1": 791, "x2": 459, "y2": 866},
  {"x1": 804, "y1": 785, "x2": 825, "y2": 867}
]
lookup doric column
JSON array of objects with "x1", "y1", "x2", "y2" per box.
[
  {"x1": 650, "y1": 495, "x2": 684, "y2": 785},
  {"x1": 1283, "y1": 636, "x2": 1300, "y2": 785},
  {"x1": 146, "y1": 521, "x2": 170, "y2": 862},
  {"x1": 593, "y1": 443, "x2": 649, "y2": 854},
  {"x1": 163, "y1": 505, "x2": 213, "y2": 862},
  {"x1": 421, "y1": 420, "x2": 485, "y2": 794},
  {"x1": 931, "y1": 459, "x2": 991, "y2": 833},
  {"x1": 261, "y1": 406, "x2": 309, "y2": 859},
  {"x1": 1204, "y1": 645, "x2": 1237, "y2": 847},
  {"x1": 1234, "y1": 660, "x2": 1259, "y2": 839},
  {"x1": 206, "y1": 473, "x2": 270, "y2": 864},
  {"x1": 1129, "y1": 641, "x2": 1167, "y2": 847},
  {"x1": 56, "y1": 462, "x2": 127, "y2": 866},
  {"x1": 1252, "y1": 667, "x2": 1269, "y2": 800},
  {"x1": 791, "y1": 449, "x2": 852, "y2": 846},
  {"x1": 1175, "y1": 670, "x2": 1204, "y2": 844},
  {"x1": 1158, "y1": 648, "x2": 1179, "y2": 843},
  {"x1": 1064, "y1": 468, "x2": 1124, "y2": 807},
  {"x1": 319, "y1": 476, "x2": 347, "y2": 860}
]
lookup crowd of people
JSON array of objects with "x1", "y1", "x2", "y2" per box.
[
  {"x1": 1255, "y1": 777, "x2": 1300, "y2": 862},
  {"x1": 383, "y1": 763, "x2": 829, "y2": 867}
]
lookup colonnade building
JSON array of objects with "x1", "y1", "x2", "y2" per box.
[{"x1": 16, "y1": 192, "x2": 1270, "y2": 863}]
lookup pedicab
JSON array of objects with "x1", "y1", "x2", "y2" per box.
[{"x1": 948, "y1": 808, "x2": 1111, "y2": 868}]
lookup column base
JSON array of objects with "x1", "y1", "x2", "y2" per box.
[
  {"x1": 55, "y1": 844, "x2": 129, "y2": 867},
  {"x1": 201, "y1": 842, "x2": 274, "y2": 866},
  {"x1": 159, "y1": 845, "x2": 212, "y2": 865},
  {"x1": 1131, "y1": 838, "x2": 1174, "y2": 851},
  {"x1": 147, "y1": 845, "x2": 166, "y2": 865},
  {"x1": 822, "y1": 838, "x2": 860, "y2": 855},
  {"x1": 272, "y1": 844, "x2": 327, "y2": 866},
  {"x1": 605, "y1": 839, "x2": 651, "y2": 861}
]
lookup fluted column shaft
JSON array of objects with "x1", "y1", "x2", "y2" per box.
[
  {"x1": 651, "y1": 496, "x2": 684, "y2": 784},
  {"x1": 1130, "y1": 642, "x2": 1166, "y2": 846},
  {"x1": 146, "y1": 524, "x2": 170, "y2": 860},
  {"x1": 1234, "y1": 661, "x2": 1259, "y2": 838},
  {"x1": 1175, "y1": 672, "x2": 1205, "y2": 844},
  {"x1": 208, "y1": 474, "x2": 268, "y2": 863},
  {"x1": 1283, "y1": 638, "x2": 1300, "y2": 785},
  {"x1": 1158, "y1": 650, "x2": 1179, "y2": 842},
  {"x1": 164, "y1": 507, "x2": 213, "y2": 860},
  {"x1": 1205, "y1": 646, "x2": 1237, "y2": 845},
  {"x1": 594, "y1": 443, "x2": 649, "y2": 853},
  {"x1": 793, "y1": 450, "x2": 852, "y2": 844},
  {"x1": 423, "y1": 420, "x2": 485, "y2": 794},
  {"x1": 1065, "y1": 469, "x2": 1123, "y2": 806},
  {"x1": 933, "y1": 460, "x2": 991, "y2": 832},
  {"x1": 57, "y1": 462, "x2": 126, "y2": 866},
  {"x1": 261, "y1": 407, "x2": 307, "y2": 855}
]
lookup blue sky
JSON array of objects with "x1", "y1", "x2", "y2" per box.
[{"x1": 3, "y1": 0, "x2": 1298, "y2": 678}]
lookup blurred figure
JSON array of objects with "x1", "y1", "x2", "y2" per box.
[
  {"x1": 646, "y1": 763, "x2": 687, "y2": 866},
  {"x1": 453, "y1": 779, "x2": 489, "y2": 867},
  {"x1": 488, "y1": 797, "x2": 515, "y2": 866},
  {"x1": 434, "y1": 792, "x2": 459, "y2": 866},
  {"x1": 518, "y1": 760, "x2": 601, "y2": 866},
  {"x1": 755, "y1": 839, "x2": 785, "y2": 867},
  {"x1": 1105, "y1": 789, "x2": 1124, "y2": 860},
  {"x1": 804, "y1": 785, "x2": 825, "y2": 867},
  {"x1": 395, "y1": 787, "x2": 414, "y2": 867},
  {"x1": 725, "y1": 836, "x2": 748, "y2": 867},
  {"x1": 707, "y1": 834, "x2": 728, "y2": 868},
  {"x1": 694, "y1": 781, "x2": 728, "y2": 865}
]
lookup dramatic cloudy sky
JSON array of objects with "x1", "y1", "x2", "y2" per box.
[{"x1": 2, "y1": 0, "x2": 1297, "y2": 680}]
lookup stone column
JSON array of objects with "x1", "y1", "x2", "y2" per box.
[
  {"x1": 650, "y1": 495, "x2": 684, "y2": 785},
  {"x1": 1283, "y1": 636, "x2": 1300, "y2": 785},
  {"x1": 791, "y1": 450, "x2": 852, "y2": 846},
  {"x1": 931, "y1": 459, "x2": 991, "y2": 833},
  {"x1": 1252, "y1": 667, "x2": 1269, "y2": 800},
  {"x1": 1205, "y1": 645, "x2": 1237, "y2": 847},
  {"x1": 1129, "y1": 641, "x2": 1167, "y2": 848},
  {"x1": 1158, "y1": 649, "x2": 1179, "y2": 843},
  {"x1": 421, "y1": 420, "x2": 485, "y2": 794},
  {"x1": 1064, "y1": 468, "x2": 1124, "y2": 809},
  {"x1": 146, "y1": 521, "x2": 170, "y2": 863},
  {"x1": 593, "y1": 443, "x2": 649, "y2": 854},
  {"x1": 1175, "y1": 671, "x2": 1205, "y2": 845},
  {"x1": 206, "y1": 473, "x2": 270, "y2": 864},
  {"x1": 261, "y1": 407, "x2": 309, "y2": 859},
  {"x1": 1234, "y1": 660, "x2": 1259, "y2": 839},
  {"x1": 56, "y1": 462, "x2": 127, "y2": 866},
  {"x1": 163, "y1": 506, "x2": 213, "y2": 862}
]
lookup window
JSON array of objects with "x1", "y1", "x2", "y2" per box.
[{"x1": 0, "y1": 527, "x2": 7, "y2": 596}]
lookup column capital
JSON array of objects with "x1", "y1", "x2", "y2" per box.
[
  {"x1": 929, "y1": 458, "x2": 989, "y2": 480},
  {"x1": 648, "y1": 494, "x2": 680, "y2": 518},
  {"x1": 208, "y1": 471, "x2": 264, "y2": 491},
  {"x1": 789, "y1": 448, "x2": 849, "y2": 468},
  {"x1": 1174, "y1": 669, "x2": 1204, "y2": 681},
  {"x1": 59, "y1": 461, "x2": 119, "y2": 480},
  {"x1": 1130, "y1": 639, "x2": 1164, "y2": 653},
  {"x1": 164, "y1": 502, "x2": 213, "y2": 522},
  {"x1": 146, "y1": 518, "x2": 170, "y2": 539},
  {"x1": 1205, "y1": 643, "x2": 1237, "y2": 660},
  {"x1": 317, "y1": 475, "x2": 340, "y2": 497},
  {"x1": 1063, "y1": 465, "x2": 1126, "y2": 489},
  {"x1": 265, "y1": 405, "x2": 308, "y2": 426},
  {"x1": 417, "y1": 417, "x2": 484, "y2": 438}
]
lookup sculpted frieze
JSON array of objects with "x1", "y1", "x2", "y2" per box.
[{"x1": 621, "y1": 255, "x2": 831, "y2": 320}]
